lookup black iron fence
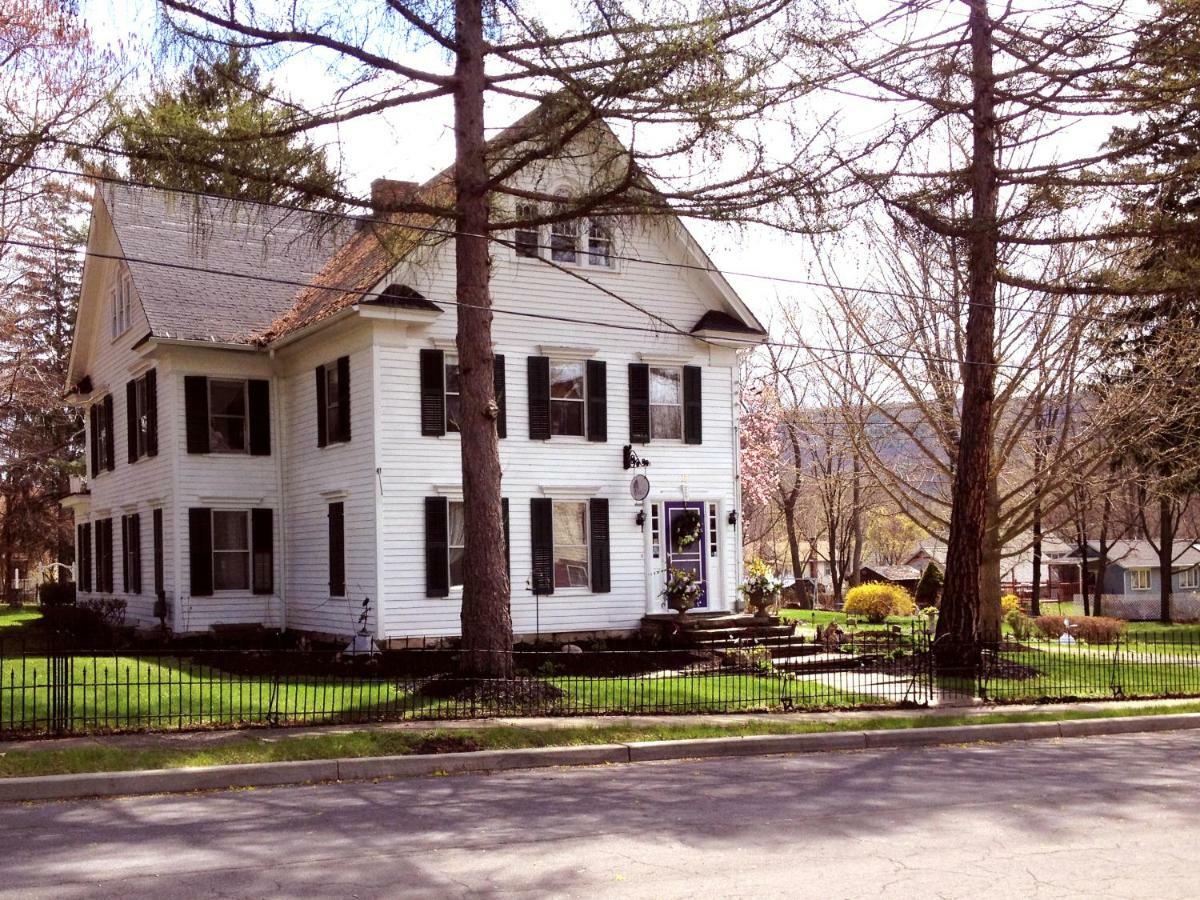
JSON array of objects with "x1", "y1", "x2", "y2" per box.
[
  {"x1": 1, "y1": 630, "x2": 932, "y2": 736},
  {"x1": 6, "y1": 627, "x2": 1200, "y2": 737},
  {"x1": 979, "y1": 631, "x2": 1200, "y2": 703}
]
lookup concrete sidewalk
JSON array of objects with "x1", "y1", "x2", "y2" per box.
[
  {"x1": 3, "y1": 699, "x2": 1200, "y2": 803},
  {"x1": 2, "y1": 695, "x2": 1198, "y2": 755}
]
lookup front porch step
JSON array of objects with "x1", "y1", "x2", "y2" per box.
[
  {"x1": 642, "y1": 613, "x2": 774, "y2": 631},
  {"x1": 772, "y1": 653, "x2": 875, "y2": 674}
]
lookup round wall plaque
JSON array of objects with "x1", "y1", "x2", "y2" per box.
[{"x1": 630, "y1": 474, "x2": 651, "y2": 501}]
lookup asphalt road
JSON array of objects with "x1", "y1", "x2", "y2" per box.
[{"x1": 2, "y1": 730, "x2": 1198, "y2": 899}]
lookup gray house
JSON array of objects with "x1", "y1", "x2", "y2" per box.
[{"x1": 1056, "y1": 540, "x2": 1200, "y2": 619}]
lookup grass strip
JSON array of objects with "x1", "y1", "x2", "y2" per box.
[{"x1": 3, "y1": 701, "x2": 1200, "y2": 779}]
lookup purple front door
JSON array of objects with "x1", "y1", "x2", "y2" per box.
[{"x1": 664, "y1": 501, "x2": 707, "y2": 609}]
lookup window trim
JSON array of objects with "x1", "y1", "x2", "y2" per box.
[
  {"x1": 550, "y1": 359, "x2": 587, "y2": 438},
  {"x1": 587, "y1": 217, "x2": 614, "y2": 267},
  {"x1": 552, "y1": 499, "x2": 591, "y2": 591},
  {"x1": 208, "y1": 378, "x2": 250, "y2": 455},
  {"x1": 1129, "y1": 568, "x2": 1151, "y2": 592},
  {"x1": 648, "y1": 365, "x2": 684, "y2": 441},
  {"x1": 1181, "y1": 566, "x2": 1200, "y2": 590},
  {"x1": 211, "y1": 509, "x2": 252, "y2": 593}
]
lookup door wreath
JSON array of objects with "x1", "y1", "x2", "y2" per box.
[{"x1": 671, "y1": 508, "x2": 703, "y2": 549}]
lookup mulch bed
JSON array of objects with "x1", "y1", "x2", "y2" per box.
[{"x1": 415, "y1": 676, "x2": 566, "y2": 706}]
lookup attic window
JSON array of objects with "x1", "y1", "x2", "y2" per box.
[
  {"x1": 111, "y1": 272, "x2": 132, "y2": 340},
  {"x1": 514, "y1": 203, "x2": 540, "y2": 258}
]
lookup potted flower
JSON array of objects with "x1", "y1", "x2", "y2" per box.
[
  {"x1": 740, "y1": 558, "x2": 783, "y2": 619},
  {"x1": 662, "y1": 567, "x2": 703, "y2": 620}
]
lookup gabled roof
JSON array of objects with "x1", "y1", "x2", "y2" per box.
[
  {"x1": 862, "y1": 563, "x2": 923, "y2": 582},
  {"x1": 100, "y1": 184, "x2": 347, "y2": 344},
  {"x1": 1060, "y1": 539, "x2": 1200, "y2": 570},
  {"x1": 691, "y1": 309, "x2": 764, "y2": 335}
]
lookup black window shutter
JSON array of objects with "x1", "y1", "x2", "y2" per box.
[
  {"x1": 683, "y1": 365, "x2": 702, "y2": 445},
  {"x1": 121, "y1": 516, "x2": 130, "y2": 593},
  {"x1": 248, "y1": 379, "x2": 271, "y2": 456},
  {"x1": 502, "y1": 497, "x2": 510, "y2": 576},
  {"x1": 337, "y1": 355, "x2": 351, "y2": 442},
  {"x1": 315, "y1": 365, "x2": 328, "y2": 447},
  {"x1": 419, "y1": 348, "x2": 446, "y2": 437},
  {"x1": 85, "y1": 523, "x2": 93, "y2": 592},
  {"x1": 530, "y1": 497, "x2": 554, "y2": 595},
  {"x1": 103, "y1": 395, "x2": 115, "y2": 471},
  {"x1": 103, "y1": 519, "x2": 114, "y2": 592},
  {"x1": 252, "y1": 508, "x2": 274, "y2": 595},
  {"x1": 424, "y1": 496, "x2": 449, "y2": 598},
  {"x1": 527, "y1": 355, "x2": 551, "y2": 440},
  {"x1": 494, "y1": 354, "x2": 506, "y2": 439},
  {"x1": 152, "y1": 508, "x2": 164, "y2": 597},
  {"x1": 76, "y1": 524, "x2": 87, "y2": 592},
  {"x1": 589, "y1": 498, "x2": 611, "y2": 593},
  {"x1": 94, "y1": 522, "x2": 102, "y2": 593},
  {"x1": 89, "y1": 405, "x2": 99, "y2": 477},
  {"x1": 184, "y1": 376, "x2": 210, "y2": 454},
  {"x1": 145, "y1": 370, "x2": 158, "y2": 457},
  {"x1": 328, "y1": 502, "x2": 345, "y2": 597},
  {"x1": 130, "y1": 513, "x2": 141, "y2": 594},
  {"x1": 628, "y1": 363, "x2": 650, "y2": 444},
  {"x1": 188, "y1": 508, "x2": 213, "y2": 597},
  {"x1": 126, "y1": 380, "x2": 139, "y2": 463},
  {"x1": 586, "y1": 360, "x2": 607, "y2": 442}
]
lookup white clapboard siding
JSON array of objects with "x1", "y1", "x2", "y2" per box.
[
  {"x1": 279, "y1": 333, "x2": 378, "y2": 637},
  {"x1": 74, "y1": 203, "x2": 174, "y2": 628},
  {"x1": 372, "y1": 215, "x2": 744, "y2": 639}
]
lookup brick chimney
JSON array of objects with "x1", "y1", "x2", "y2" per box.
[{"x1": 370, "y1": 178, "x2": 419, "y2": 215}]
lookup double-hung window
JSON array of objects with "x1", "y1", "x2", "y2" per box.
[
  {"x1": 209, "y1": 379, "x2": 248, "y2": 453},
  {"x1": 550, "y1": 361, "x2": 586, "y2": 436},
  {"x1": 649, "y1": 366, "x2": 683, "y2": 439},
  {"x1": 324, "y1": 364, "x2": 343, "y2": 442},
  {"x1": 111, "y1": 273, "x2": 131, "y2": 339},
  {"x1": 1181, "y1": 566, "x2": 1200, "y2": 590},
  {"x1": 1129, "y1": 568, "x2": 1151, "y2": 592},
  {"x1": 444, "y1": 357, "x2": 462, "y2": 433},
  {"x1": 448, "y1": 501, "x2": 466, "y2": 590},
  {"x1": 553, "y1": 501, "x2": 590, "y2": 589},
  {"x1": 212, "y1": 510, "x2": 251, "y2": 592},
  {"x1": 514, "y1": 203, "x2": 540, "y2": 258},
  {"x1": 550, "y1": 216, "x2": 579, "y2": 263},
  {"x1": 588, "y1": 218, "x2": 614, "y2": 267}
]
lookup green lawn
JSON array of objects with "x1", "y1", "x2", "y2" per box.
[
  {"x1": 0, "y1": 606, "x2": 42, "y2": 629},
  {"x1": 978, "y1": 644, "x2": 1200, "y2": 701},
  {"x1": 8, "y1": 701, "x2": 1200, "y2": 779},
  {"x1": 778, "y1": 609, "x2": 922, "y2": 630}
]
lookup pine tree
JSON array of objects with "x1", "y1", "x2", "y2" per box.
[{"x1": 111, "y1": 48, "x2": 341, "y2": 208}]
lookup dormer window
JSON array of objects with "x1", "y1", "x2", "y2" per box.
[{"x1": 110, "y1": 272, "x2": 132, "y2": 339}]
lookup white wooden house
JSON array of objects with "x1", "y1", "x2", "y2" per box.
[{"x1": 62, "y1": 137, "x2": 766, "y2": 644}]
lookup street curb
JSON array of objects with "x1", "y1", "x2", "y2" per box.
[{"x1": 4, "y1": 712, "x2": 1200, "y2": 803}]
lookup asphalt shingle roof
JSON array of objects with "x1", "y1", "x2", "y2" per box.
[{"x1": 104, "y1": 184, "x2": 348, "y2": 344}]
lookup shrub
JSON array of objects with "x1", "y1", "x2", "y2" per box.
[
  {"x1": 843, "y1": 582, "x2": 916, "y2": 624},
  {"x1": 725, "y1": 645, "x2": 774, "y2": 673},
  {"x1": 1033, "y1": 614, "x2": 1126, "y2": 644},
  {"x1": 81, "y1": 596, "x2": 127, "y2": 629},
  {"x1": 38, "y1": 581, "x2": 76, "y2": 608},
  {"x1": 1006, "y1": 608, "x2": 1034, "y2": 641},
  {"x1": 41, "y1": 597, "x2": 127, "y2": 638},
  {"x1": 914, "y1": 563, "x2": 943, "y2": 607},
  {"x1": 1001, "y1": 593, "x2": 1021, "y2": 615}
]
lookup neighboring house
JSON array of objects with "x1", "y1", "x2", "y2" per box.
[
  {"x1": 60, "y1": 129, "x2": 766, "y2": 644},
  {"x1": 1055, "y1": 540, "x2": 1200, "y2": 600},
  {"x1": 859, "y1": 563, "x2": 922, "y2": 593},
  {"x1": 906, "y1": 535, "x2": 1077, "y2": 599}
]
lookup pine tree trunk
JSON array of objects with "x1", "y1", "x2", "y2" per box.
[
  {"x1": 978, "y1": 480, "x2": 1001, "y2": 643},
  {"x1": 454, "y1": 0, "x2": 513, "y2": 679},
  {"x1": 935, "y1": 0, "x2": 999, "y2": 673}
]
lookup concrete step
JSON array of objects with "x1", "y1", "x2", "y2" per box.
[
  {"x1": 694, "y1": 638, "x2": 821, "y2": 658},
  {"x1": 641, "y1": 614, "x2": 780, "y2": 632},
  {"x1": 773, "y1": 653, "x2": 879, "y2": 674}
]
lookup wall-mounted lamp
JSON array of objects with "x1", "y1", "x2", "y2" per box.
[
  {"x1": 635, "y1": 510, "x2": 646, "y2": 528},
  {"x1": 727, "y1": 510, "x2": 738, "y2": 526}
]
